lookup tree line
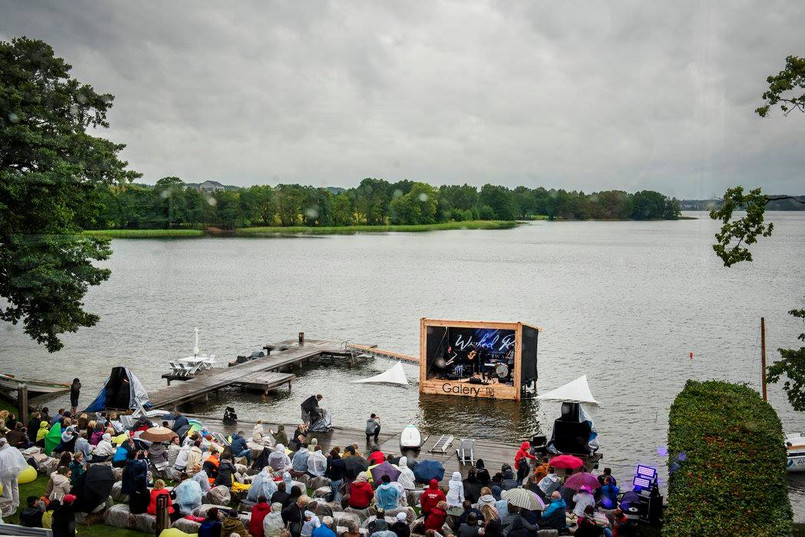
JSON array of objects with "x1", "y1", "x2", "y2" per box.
[{"x1": 79, "y1": 177, "x2": 682, "y2": 230}]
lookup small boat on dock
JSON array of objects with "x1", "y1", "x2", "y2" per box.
[
  {"x1": 0, "y1": 373, "x2": 71, "y2": 397},
  {"x1": 786, "y1": 433, "x2": 805, "y2": 472}
]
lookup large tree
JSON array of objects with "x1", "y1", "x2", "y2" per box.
[
  {"x1": 710, "y1": 55, "x2": 805, "y2": 409},
  {"x1": 0, "y1": 37, "x2": 139, "y2": 351}
]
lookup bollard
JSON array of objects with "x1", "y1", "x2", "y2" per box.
[
  {"x1": 17, "y1": 384, "x2": 28, "y2": 424},
  {"x1": 299, "y1": 331, "x2": 305, "y2": 345},
  {"x1": 155, "y1": 493, "x2": 169, "y2": 535}
]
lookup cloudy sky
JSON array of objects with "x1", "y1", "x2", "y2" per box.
[{"x1": 2, "y1": 1, "x2": 804, "y2": 197}]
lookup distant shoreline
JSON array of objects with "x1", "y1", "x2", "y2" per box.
[{"x1": 82, "y1": 220, "x2": 519, "y2": 238}]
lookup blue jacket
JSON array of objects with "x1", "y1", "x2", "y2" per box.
[
  {"x1": 292, "y1": 448, "x2": 310, "y2": 472},
  {"x1": 113, "y1": 445, "x2": 129, "y2": 463},
  {"x1": 198, "y1": 519, "x2": 222, "y2": 537},
  {"x1": 230, "y1": 434, "x2": 248, "y2": 454},
  {"x1": 540, "y1": 498, "x2": 567, "y2": 529},
  {"x1": 312, "y1": 525, "x2": 337, "y2": 537},
  {"x1": 375, "y1": 483, "x2": 400, "y2": 510},
  {"x1": 172, "y1": 414, "x2": 189, "y2": 432}
]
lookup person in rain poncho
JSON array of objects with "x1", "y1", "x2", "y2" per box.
[
  {"x1": 291, "y1": 443, "x2": 310, "y2": 476},
  {"x1": 263, "y1": 502, "x2": 285, "y2": 537},
  {"x1": 192, "y1": 464, "x2": 211, "y2": 493},
  {"x1": 89, "y1": 433, "x2": 115, "y2": 462},
  {"x1": 396, "y1": 456, "x2": 416, "y2": 490},
  {"x1": 173, "y1": 473, "x2": 203, "y2": 515},
  {"x1": 446, "y1": 471, "x2": 465, "y2": 508},
  {"x1": 307, "y1": 446, "x2": 327, "y2": 477},
  {"x1": 420, "y1": 479, "x2": 446, "y2": 518},
  {"x1": 374, "y1": 475, "x2": 400, "y2": 510},
  {"x1": 269, "y1": 444, "x2": 291, "y2": 472},
  {"x1": 301, "y1": 510, "x2": 321, "y2": 537},
  {"x1": 167, "y1": 437, "x2": 182, "y2": 467},
  {"x1": 537, "y1": 467, "x2": 562, "y2": 498},
  {"x1": 248, "y1": 466, "x2": 279, "y2": 503},
  {"x1": 0, "y1": 437, "x2": 29, "y2": 509},
  {"x1": 35, "y1": 421, "x2": 49, "y2": 447}
]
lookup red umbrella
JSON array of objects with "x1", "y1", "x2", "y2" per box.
[
  {"x1": 548, "y1": 454, "x2": 584, "y2": 469},
  {"x1": 563, "y1": 472, "x2": 601, "y2": 491}
]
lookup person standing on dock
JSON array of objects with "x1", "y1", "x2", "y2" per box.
[
  {"x1": 69, "y1": 379, "x2": 81, "y2": 415},
  {"x1": 300, "y1": 394, "x2": 323, "y2": 424}
]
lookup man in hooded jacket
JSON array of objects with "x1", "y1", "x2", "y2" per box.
[{"x1": 419, "y1": 478, "x2": 446, "y2": 520}]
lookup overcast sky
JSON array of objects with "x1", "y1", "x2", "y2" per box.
[{"x1": 2, "y1": 1, "x2": 804, "y2": 197}]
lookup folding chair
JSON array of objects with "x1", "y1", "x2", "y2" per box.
[{"x1": 456, "y1": 438, "x2": 475, "y2": 465}]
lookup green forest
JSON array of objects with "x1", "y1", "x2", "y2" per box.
[{"x1": 79, "y1": 177, "x2": 681, "y2": 230}]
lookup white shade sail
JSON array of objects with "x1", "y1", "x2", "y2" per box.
[
  {"x1": 537, "y1": 375, "x2": 599, "y2": 405},
  {"x1": 352, "y1": 361, "x2": 409, "y2": 386}
]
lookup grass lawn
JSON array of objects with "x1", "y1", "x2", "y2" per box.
[
  {"x1": 4, "y1": 476, "x2": 143, "y2": 537},
  {"x1": 83, "y1": 229, "x2": 205, "y2": 239}
]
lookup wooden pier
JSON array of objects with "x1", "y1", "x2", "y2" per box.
[
  {"x1": 149, "y1": 339, "x2": 350, "y2": 409},
  {"x1": 345, "y1": 343, "x2": 419, "y2": 364}
]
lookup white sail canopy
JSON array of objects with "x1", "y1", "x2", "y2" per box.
[
  {"x1": 537, "y1": 375, "x2": 599, "y2": 405},
  {"x1": 352, "y1": 361, "x2": 409, "y2": 386}
]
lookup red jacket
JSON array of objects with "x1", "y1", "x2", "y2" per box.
[
  {"x1": 250, "y1": 501, "x2": 272, "y2": 537},
  {"x1": 367, "y1": 451, "x2": 385, "y2": 466},
  {"x1": 147, "y1": 488, "x2": 174, "y2": 515},
  {"x1": 424, "y1": 507, "x2": 447, "y2": 531},
  {"x1": 348, "y1": 481, "x2": 375, "y2": 509},
  {"x1": 514, "y1": 442, "x2": 536, "y2": 470},
  {"x1": 419, "y1": 479, "x2": 446, "y2": 515}
]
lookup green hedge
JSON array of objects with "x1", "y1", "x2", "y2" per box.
[{"x1": 665, "y1": 380, "x2": 792, "y2": 536}]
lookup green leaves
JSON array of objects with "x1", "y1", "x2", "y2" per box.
[
  {"x1": 666, "y1": 381, "x2": 792, "y2": 536},
  {"x1": 0, "y1": 36, "x2": 139, "y2": 351},
  {"x1": 756, "y1": 55, "x2": 805, "y2": 117},
  {"x1": 710, "y1": 186, "x2": 774, "y2": 267}
]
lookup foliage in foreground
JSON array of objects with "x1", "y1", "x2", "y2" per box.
[
  {"x1": 665, "y1": 380, "x2": 792, "y2": 537},
  {"x1": 0, "y1": 37, "x2": 140, "y2": 352}
]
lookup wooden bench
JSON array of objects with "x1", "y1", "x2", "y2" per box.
[{"x1": 0, "y1": 523, "x2": 53, "y2": 536}]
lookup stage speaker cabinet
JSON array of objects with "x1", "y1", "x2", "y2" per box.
[
  {"x1": 468, "y1": 377, "x2": 485, "y2": 385},
  {"x1": 445, "y1": 373, "x2": 460, "y2": 381},
  {"x1": 560, "y1": 402, "x2": 580, "y2": 421},
  {"x1": 531, "y1": 435, "x2": 547, "y2": 447},
  {"x1": 552, "y1": 419, "x2": 592, "y2": 455}
]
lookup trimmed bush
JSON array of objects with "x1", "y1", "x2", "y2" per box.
[{"x1": 665, "y1": 380, "x2": 792, "y2": 536}]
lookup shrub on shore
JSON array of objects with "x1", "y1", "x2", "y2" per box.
[{"x1": 666, "y1": 380, "x2": 792, "y2": 536}]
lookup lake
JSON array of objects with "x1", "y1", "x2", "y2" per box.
[{"x1": 2, "y1": 212, "x2": 804, "y2": 517}]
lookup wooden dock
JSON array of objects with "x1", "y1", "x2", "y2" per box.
[
  {"x1": 346, "y1": 343, "x2": 420, "y2": 365},
  {"x1": 149, "y1": 340, "x2": 349, "y2": 409}
]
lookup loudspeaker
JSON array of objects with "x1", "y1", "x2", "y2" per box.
[
  {"x1": 552, "y1": 420, "x2": 592, "y2": 454},
  {"x1": 560, "y1": 402, "x2": 580, "y2": 421}
]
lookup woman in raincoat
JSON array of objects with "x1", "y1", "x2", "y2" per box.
[
  {"x1": 0, "y1": 437, "x2": 29, "y2": 509},
  {"x1": 36, "y1": 421, "x2": 50, "y2": 447},
  {"x1": 248, "y1": 466, "x2": 278, "y2": 503},
  {"x1": 263, "y1": 502, "x2": 285, "y2": 537},
  {"x1": 396, "y1": 456, "x2": 416, "y2": 490},
  {"x1": 446, "y1": 471, "x2": 465, "y2": 508},
  {"x1": 173, "y1": 474, "x2": 203, "y2": 515}
]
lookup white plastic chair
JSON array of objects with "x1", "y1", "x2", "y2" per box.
[{"x1": 456, "y1": 438, "x2": 475, "y2": 465}]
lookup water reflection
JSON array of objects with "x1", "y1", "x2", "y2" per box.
[{"x1": 418, "y1": 393, "x2": 543, "y2": 443}]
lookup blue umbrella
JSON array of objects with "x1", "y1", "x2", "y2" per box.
[{"x1": 413, "y1": 459, "x2": 445, "y2": 484}]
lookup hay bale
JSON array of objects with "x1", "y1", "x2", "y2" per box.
[
  {"x1": 133, "y1": 512, "x2": 157, "y2": 533},
  {"x1": 110, "y1": 481, "x2": 128, "y2": 502},
  {"x1": 103, "y1": 503, "x2": 134, "y2": 529},
  {"x1": 406, "y1": 489, "x2": 424, "y2": 508},
  {"x1": 204, "y1": 485, "x2": 231, "y2": 505},
  {"x1": 333, "y1": 511, "x2": 361, "y2": 527},
  {"x1": 172, "y1": 518, "x2": 202, "y2": 533},
  {"x1": 308, "y1": 476, "x2": 331, "y2": 490},
  {"x1": 386, "y1": 506, "x2": 416, "y2": 524}
]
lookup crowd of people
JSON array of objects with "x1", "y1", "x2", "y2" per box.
[{"x1": 0, "y1": 400, "x2": 642, "y2": 537}]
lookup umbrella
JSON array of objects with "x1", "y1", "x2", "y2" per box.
[
  {"x1": 413, "y1": 459, "x2": 445, "y2": 484},
  {"x1": 549, "y1": 455, "x2": 584, "y2": 470},
  {"x1": 343, "y1": 455, "x2": 369, "y2": 479},
  {"x1": 501, "y1": 488, "x2": 545, "y2": 511},
  {"x1": 140, "y1": 426, "x2": 178, "y2": 443},
  {"x1": 371, "y1": 461, "x2": 401, "y2": 483},
  {"x1": 44, "y1": 423, "x2": 61, "y2": 456},
  {"x1": 563, "y1": 472, "x2": 601, "y2": 492},
  {"x1": 76, "y1": 464, "x2": 116, "y2": 512}
]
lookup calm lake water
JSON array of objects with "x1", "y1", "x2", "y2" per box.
[{"x1": 2, "y1": 212, "x2": 805, "y2": 517}]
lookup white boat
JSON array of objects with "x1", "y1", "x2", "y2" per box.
[
  {"x1": 786, "y1": 433, "x2": 805, "y2": 472},
  {"x1": 0, "y1": 374, "x2": 71, "y2": 397}
]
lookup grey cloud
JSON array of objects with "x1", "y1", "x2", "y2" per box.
[{"x1": 1, "y1": 0, "x2": 803, "y2": 197}]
